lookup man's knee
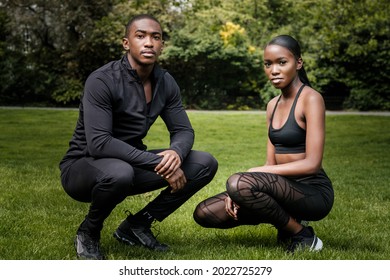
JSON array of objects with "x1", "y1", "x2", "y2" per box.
[
  {"x1": 97, "y1": 161, "x2": 134, "y2": 197},
  {"x1": 181, "y1": 151, "x2": 217, "y2": 181},
  {"x1": 189, "y1": 150, "x2": 218, "y2": 179},
  {"x1": 202, "y1": 151, "x2": 218, "y2": 180}
]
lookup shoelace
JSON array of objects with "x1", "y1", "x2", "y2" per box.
[
  {"x1": 124, "y1": 209, "x2": 161, "y2": 239},
  {"x1": 150, "y1": 220, "x2": 161, "y2": 239}
]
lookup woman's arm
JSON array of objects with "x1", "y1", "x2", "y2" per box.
[{"x1": 264, "y1": 99, "x2": 277, "y2": 166}]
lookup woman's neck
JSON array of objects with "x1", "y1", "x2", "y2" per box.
[{"x1": 281, "y1": 78, "x2": 303, "y2": 98}]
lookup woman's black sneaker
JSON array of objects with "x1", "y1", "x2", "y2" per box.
[
  {"x1": 287, "y1": 226, "x2": 323, "y2": 253},
  {"x1": 277, "y1": 220, "x2": 309, "y2": 244}
]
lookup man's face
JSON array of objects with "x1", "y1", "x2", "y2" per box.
[{"x1": 123, "y1": 18, "x2": 164, "y2": 67}]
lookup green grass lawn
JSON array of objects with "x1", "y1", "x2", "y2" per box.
[{"x1": 0, "y1": 108, "x2": 389, "y2": 260}]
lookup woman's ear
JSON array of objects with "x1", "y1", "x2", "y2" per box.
[{"x1": 296, "y1": 57, "x2": 303, "y2": 70}]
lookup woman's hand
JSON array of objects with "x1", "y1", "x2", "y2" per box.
[{"x1": 225, "y1": 195, "x2": 240, "y2": 220}]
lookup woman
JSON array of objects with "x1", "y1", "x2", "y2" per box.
[{"x1": 193, "y1": 35, "x2": 334, "y2": 253}]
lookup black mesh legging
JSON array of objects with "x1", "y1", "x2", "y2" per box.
[{"x1": 193, "y1": 170, "x2": 333, "y2": 230}]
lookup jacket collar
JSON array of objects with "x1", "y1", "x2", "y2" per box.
[{"x1": 121, "y1": 54, "x2": 164, "y2": 83}]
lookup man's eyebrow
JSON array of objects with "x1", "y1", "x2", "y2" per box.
[{"x1": 134, "y1": 29, "x2": 162, "y2": 35}]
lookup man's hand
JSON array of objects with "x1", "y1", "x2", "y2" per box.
[
  {"x1": 155, "y1": 150, "x2": 181, "y2": 179},
  {"x1": 155, "y1": 150, "x2": 186, "y2": 193},
  {"x1": 165, "y1": 167, "x2": 187, "y2": 193}
]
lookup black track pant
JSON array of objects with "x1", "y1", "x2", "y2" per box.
[
  {"x1": 193, "y1": 169, "x2": 333, "y2": 230},
  {"x1": 60, "y1": 150, "x2": 218, "y2": 236}
]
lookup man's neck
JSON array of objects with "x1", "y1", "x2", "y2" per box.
[{"x1": 127, "y1": 53, "x2": 154, "y2": 83}]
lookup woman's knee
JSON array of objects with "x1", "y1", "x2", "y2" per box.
[
  {"x1": 193, "y1": 192, "x2": 229, "y2": 228},
  {"x1": 193, "y1": 200, "x2": 224, "y2": 228},
  {"x1": 226, "y1": 172, "x2": 268, "y2": 204},
  {"x1": 226, "y1": 173, "x2": 243, "y2": 196},
  {"x1": 193, "y1": 201, "x2": 209, "y2": 227}
]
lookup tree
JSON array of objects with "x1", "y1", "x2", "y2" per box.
[
  {"x1": 0, "y1": 0, "x2": 117, "y2": 105},
  {"x1": 1, "y1": 0, "x2": 388, "y2": 110},
  {"x1": 284, "y1": 0, "x2": 389, "y2": 110},
  {"x1": 159, "y1": 2, "x2": 264, "y2": 109}
]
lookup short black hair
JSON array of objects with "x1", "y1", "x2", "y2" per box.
[{"x1": 124, "y1": 14, "x2": 162, "y2": 38}]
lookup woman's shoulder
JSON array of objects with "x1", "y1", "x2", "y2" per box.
[
  {"x1": 301, "y1": 86, "x2": 324, "y2": 103},
  {"x1": 300, "y1": 86, "x2": 326, "y2": 112},
  {"x1": 265, "y1": 95, "x2": 280, "y2": 119},
  {"x1": 267, "y1": 95, "x2": 280, "y2": 108}
]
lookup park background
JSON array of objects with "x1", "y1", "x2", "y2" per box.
[
  {"x1": 0, "y1": 0, "x2": 389, "y2": 261},
  {"x1": 0, "y1": 0, "x2": 389, "y2": 111}
]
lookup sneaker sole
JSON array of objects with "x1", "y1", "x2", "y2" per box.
[
  {"x1": 113, "y1": 230, "x2": 169, "y2": 252},
  {"x1": 113, "y1": 230, "x2": 140, "y2": 246},
  {"x1": 310, "y1": 236, "x2": 323, "y2": 252}
]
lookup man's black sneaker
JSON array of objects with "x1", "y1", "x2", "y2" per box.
[
  {"x1": 113, "y1": 219, "x2": 169, "y2": 252},
  {"x1": 287, "y1": 226, "x2": 323, "y2": 253},
  {"x1": 74, "y1": 231, "x2": 104, "y2": 260}
]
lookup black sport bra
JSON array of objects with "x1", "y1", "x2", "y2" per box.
[{"x1": 268, "y1": 85, "x2": 306, "y2": 154}]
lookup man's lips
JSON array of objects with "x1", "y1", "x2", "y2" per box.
[{"x1": 141, "y1": 50, "x2": 156, "y2": 57}]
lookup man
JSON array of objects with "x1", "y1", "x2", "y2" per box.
[{"x1": 59, "y1": 14, "x2": 218, "y2": 260}]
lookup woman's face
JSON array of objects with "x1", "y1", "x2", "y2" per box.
[{"x1": 263, "y1": 44, "x2": 302, "y2": 89}]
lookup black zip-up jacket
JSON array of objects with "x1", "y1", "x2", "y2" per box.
[{"x1": 60, "y1": 55, "x2": 194, "y2": 172}]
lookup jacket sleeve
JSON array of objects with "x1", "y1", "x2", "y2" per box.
[
  {"x1": 159, "y1": 73, "x2": 194, "y2": 162},
  {"x1": 82, "y1": 72, "x2": 162, "y2": 171}
]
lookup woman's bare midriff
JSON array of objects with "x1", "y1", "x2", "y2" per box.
[{"x1": 275, "y1": 153, "x2": 306, "y2": 165}]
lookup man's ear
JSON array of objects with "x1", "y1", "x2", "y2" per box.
[
  {"x1": 122, "y1": 38, "x2": 129, "y2": 51},
  {"x1": 160, "y1": 40, "x2": 165, "y2": 53}
]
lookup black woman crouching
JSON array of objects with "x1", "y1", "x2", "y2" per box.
[{"x1": 193, "y1": 35, "x2": 334, "y2": 253}]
